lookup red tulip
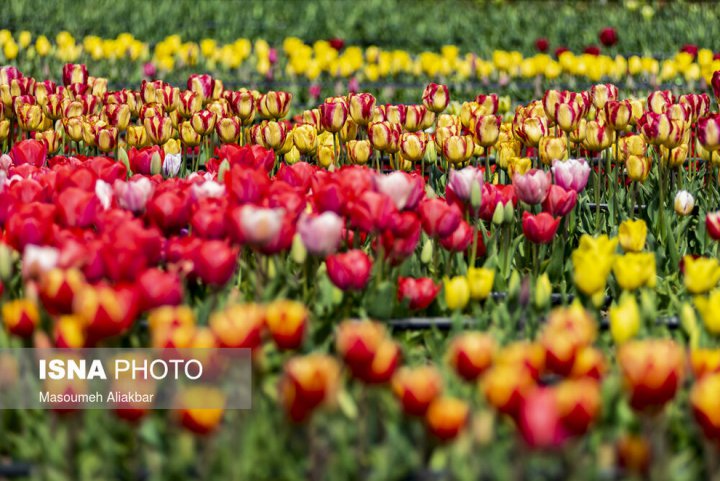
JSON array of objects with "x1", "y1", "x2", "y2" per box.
[
  {"x1": 598, "y1": 27, "x2": 618, "y2": 47},
  {"x1": 5, "y1": 202, "x2": 56, "y2": 250},
  {"x1": 397, "y1": 277, "x2": 441, "y2": 310},
  {"x1": 56, "y1": 187, "x2": 101, "y2": 228},
  {"x1": 215, "y1": 144, "x2": 275, "y2": 172},
  {"x1": 439, "y1": 220, "x2": 473, "y2": 253},
  {"x1": 522, "y1": 211, "x2": 560, "y2": 244},
  {"x1": 707, "y1": 211, "x2": 720, "y2": 241},
  {"x1": 419, "y1": 198, "x2": 461, "y2": 238},
  {"x1": 192, "y1": 240, "x2": 238, "y2": 287},
  {"x1": 541, "y1": 185, "x2": 577, "y2": 216},
  {"x1": 137, "y1": 268, "x2": 184, "y2": 311},
  {"x1": 326, "y1": 250, "x2": 372, "y2": 291},
  {"x1": 516, "y1": 387, "x2": 569, "y2": 449},
  {"x1": 10, "y1": 139, "x2": 47, "y2": 167},
  {"x1": 225, "y1": 166, "x2": 270, "y2": 204},
  {"x1": 128, "y1": 146, "x2": 163, "y2": 175},
  {"x1": 190, "y1": 199, "x2": 227, "y2": 239},
  {"x1": 347, "y1": 191, "x2": 398, "y2": 233},
  {"x1": 535, "y1": 38, "x2": 549, "y2": 53},
  {"x1": 146, "y1": 191, "x2": 190, "y2": 233}
]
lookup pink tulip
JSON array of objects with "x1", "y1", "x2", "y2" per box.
[
  {"x1": 297, "y1": 211, "x2": 344, "y2": 256},
  {"x1": 238, "y1": 205, "x2": 284, "y2": 247},
  {"x1": 512, "y1": 169, "x2": 551, "y2": 205},
  {"x1": 374, "y1": 171, "x2": 424, "y2": 210},
  {"x1": 551, "y1": 159, "x2": 590, "y2": 193},
  {"x1": 447, "y1": 166, "x2": 483, "y2": 203},
  {"x1": 113, "y1": 178, "x2": 154, "y2": 212}
]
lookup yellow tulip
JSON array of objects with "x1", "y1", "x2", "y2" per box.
[
  {"x1": 694, "y1": 290, "x2": 720, "y2": 335},
  {"x1": 684, "y1": 256, "x2": 720, "y2": 295},
  {"x1": 445, "y1": 276, "x2": 470, "y2": 311},
  {"x1": 571, "y1": 235, "x2": 618, "y2": 296},
  {"x1": 467, "y1": 268, "x2": 495, "y2": 301},
  {"x1": 609, "y1": 294, "x2": 641, "y2": 344},
  {"x1": 613, "y1": 252, "x2": 656, "y2": 291},
  {"x1": 3, "y1": 40, "x2": 18, "y2": 60},
  {"x1": 618, "y1": 219, "x2": 647, "y2": 253}
]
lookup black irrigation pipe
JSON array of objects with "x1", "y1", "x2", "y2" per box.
[{"x1": 0, "y1": 462, "x2": 32, "y2": 478}]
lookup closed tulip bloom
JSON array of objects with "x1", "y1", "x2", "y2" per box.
[
  {"x1": 187, "y1": 73, "x2": 215, "y2": 103},
  {"x1": 691, "y1": 374, "x2": 720, "y2": 441},
  {"x1": 425, "y1": 397, "x2": 469, "y2": 441},
  {"x1": 227, "y1": 90, "x2": 255, "y2": 124},
  {"x1": 706, "y1": 212, "x2": 720, "y2": 241},
  {"x1": 647, "y1": 89, "x2": 674, "y2": 114},
  {"x1": 539, "y1": 134, "x2": 568, "y2": 164},
  {"x1": 583, "y1": 120, "x2": 613, "y2": 151},
  {"x1": 398, "y1": 132, "x2": 426, "y2": 162},
  {"x1": 422, "y1": 83, "x2": 450, "y2": 113},
  {"x1": 674, "y1": 190, "x2": 694, "y2": 216},
  {"x1": 216, "y1": 116, "x2": 241, "y2": 143},
  {"x1": 694, "y1": 290, "x2": 720, "y2": 335},
  {"x1": 448, "y1": 332, "x2": 495, "y2": 381},
  {"x1": 265, "y1": 299, "x2": 308, "y2": 350},
  {"x1": 467, "y1": 267, "x2": 495, "y2": 300},
  {"x1": 609, "y1": 294, "x2": 640, "y2": 344},
  {"x1": 2, "y1": 298, "x2": 39, "y2": 338},
  {"x1": 483, "y1": 364, "x2": 535, "y2": 416},
  {"x1": 103, "y1": 103, "x2": 130, "y2": 130},
  {"x1": 192, "y1": 240, "x2": 238, "y2": 287},
  {"x1": 347, "y1": 139, "x2": 372, "y2": 164},
  {"x1": 447, "y1": 166, "x2": 483, "y2": 203},
  {"x1": 36, "y1": 130, "x2": 60, "y2": 154},
  {"x1": 336, "y1": 320, "x2": 386, "y2": 366},
  {"x1": 419, "y1": 198, "x2": 461, "y2": 238},
  {"x1": 190, "y1": 110, "x2": 216, "y2": 135},
  {"x1": 143, "y1": 115, "x2": 173, "y2": 145},
  {"x1": 293, "y1": 124, "x2": 317, "y2": 153},
  {"x1": 10, "y1": 138, "x2": 47, "y2": 167},
  {"x1": 684, "y1": 255, "x2": 720, "y2": 294},
  {"x1": 551, "y1": 158, "x2": 590, "y2": 193},
  {"x1": 404, "y1": 104, "x2": 428, "y2": 132},
  {"x1": 618, "y1": 339, "x2": 684, "y2": 412},
  {"x1": 95, "y1": 126, "x2": 118, "y2": 153},
  {"x1": 347, "y1": 92, "x2": 376, "y2": 126},
  {"x1": 618, "y1": 219, "x2": 647, "y2": 252},
  {"x1": 605, "y1": 100, "x2": 632, "y2": 130},
  {"x1": 618, "y1": 135, "x2": 647, "y2": 162},
  {"x1": 442, "y1": 135, "x2": 474, "y2": 165},
  {"x1": 261, "y1": 91, "x2": 292, "y2": 119},
  {"x1": 177, "y1": 90, "x2": 202, "y2": 118},
  {"x1": 698, "y1": 114, "x2": 720, "y2": 151},
  {"x1": 397, "y1": 277, "x2": 442, "y2": 310},
  {"x1": 626, "y1": 155, "x2": 652, "y2": 182},
  {"x1": 571, "y1": 235, "x2": 618, "y2": 296},
  {"x1": 280, "y1": 354, "x2": 340, "y2": 422},
  {"x1": 613, "y1": 252, "x2": 656, "y2": 291},
  {"x1": 568, "y1": 118, "x2": 587, "y2": 144},
  {"x1": 516, "y1": 116, "x2": 547, "y2": 147},
  {"x1": 319, "y1": 100, "x2": 348, "y2": 133},
  {"x1": 444, "y1": 276, "x2": 470, "y2": 310},
  {"x1": 261, "y1": 121, "x2": 288, "y2": 150},
  {"x1": 542, "y1": 184, "x2": 577, "y2": 216},
  {"x1": 680, "y1": 93, "x2": 710, "y2": 121},
  {"x1": 638, "y1": 112, "x2": 672, "y2": 145},
  {"x1": 209, "y1": 303, "x2": 264, "y2": 349},
  {"x1": 392, "y1": 366, "x2": 443, "y2": 416},
  {"x1": 326, "y1": 250, "x2": 372, "y2": 291},
  {"x1": 297, "y1": 211, "x2": 343, "y2": 256},
  {"x1": 475, "y1": 93, "x2": 499, "y2": 114},
  {"x1": 590, "y1": 83, "x2": 618, "y2": 109},
  {"x1": 474, "y1": 115, "x2": 501, "y2": 147},
  {"x1": 513, "y1": 168, "x2": 551, "y2": 205},
  {"x1": 555, "y1": 378, "x2": 601, "y2": 436},
  {"x1": 62, "y1": 63, "x2": 88, "y2": 86},
  {"x1": 238, "y1": 205, "x2": 284, "y2": 247},
  {"x1": 368, "y1": 121, "x2": 401, "y2": 153},
  {"x1": 0, "y1": 119, "x2": 9, "y2": 142},
  {"x1": 179, "y1": 121, "x2": 202, "y2": 146},
  {"x1": 522, "y1": 212, "x2": 561, "y2": 244},
  {"x1": 554, "y1": 101, "x2": 583, "y2": 132}
]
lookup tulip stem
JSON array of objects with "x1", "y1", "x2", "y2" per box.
[
  {"x1": 469, "y1": 221, "x2": 479, "y2": 269},
  {"x1": 594, "y1": 154, "x2": 601, "y2": 234}
]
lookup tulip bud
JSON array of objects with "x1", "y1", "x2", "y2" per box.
[
  {"x1": 534, "y1": 273, "x2": 551, "y2": 309},
  {"x1": 0, "y1": 244, "x2": 16, "y2": 280},
  {"x1": 150, "y1": 151, "x2": 162, "y2": 175},
  {"x1": 290, "y1": 234, "x2": 307, "y2": 264},
  {"x1": 217, "y1": 159, "x2": 231, "y2": 183},
  {"x1": 347, "y1": 139, "x2": 371, "y2": 165},
  {"x1": 180, "y1": 121, "x2": 202, "y2": 147},
  {"x1": 680, "y1": 302, "x2": 700, "y2": 348},
  {"x1": 492, "y1": 202, "x2": 505, "y2": 225},
  {"x1": 117, "y1": 146, "x2": 131, "y2": 173},
  {"x1": 674, "y1": 190, "x2": 695, "y2": 216},
  {"x1": 420, "y1": 238, "x2": 433, "y2": 264}
]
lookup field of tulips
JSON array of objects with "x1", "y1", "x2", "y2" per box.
[{"x1": 5, "y1": 26, "x2": 720, "y2": 479}]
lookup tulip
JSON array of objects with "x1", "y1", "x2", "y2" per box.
[
  {"x1": 637, "y1": 112, "x2": 672, "y2": 145},
  {"x1": 397, "y1": 276, "x2": 441, "y2": 310},
  {"x1": 422, "y1": 83, "x2": 449, "y2": 113},
  {"x1": 375, "y1": 171, "x2": 424, "y2": 211},
  {"x1": 673, "y1": 190, "x2": 694, "y2": 216},
  {"x1": 590, "y1": 83, "x2": 618, "y2": 110},
  {"x1": 176, "y1": 387, "x2": 225, "y2": 434},
  {"x1": 404, "y1": 104, "x2": 428, "y2": 132},
  {"x1": 425, "y1": 397, "x2": 469, "y2": 441},
  {"x1": 513, "y1": 169, "x2": 551, "y2": 205},
  {"x1": 418, "y1": 198, "x2": 461, "y2": 238},
  {"x1": 583, "y1": 120, "x2": 613, "y2": 151},
  {"x1": 297, "y1": 211, "x2": 343, "y2": 256},
  {"x1": 467, "y1": 267, "x2": 495, "y2": 300},
  {"x1": 617, "y1": 135, "x2": 647, "y2": 162},
  {"x1": 326, "y1": 250, "x2": 372, "y2": 291},
  {"x1": 551, "y1": 158, "x2": 590, "y2": 193},
  {"x1": 16, "y1": 102, "x2": 43, "y2": 131},
  {"x1": 103, "y1": 103, "x2": 131, "y2": 131},
  {"x1": 399, "y1": 132, "x2": 427, "y2": 162},
  {"x1": 2, "y1": 298, "x2": 39, "y2": 338},
  {"x1": 143, "y1": 115, "x2": 173, "y2": 145},
  {"x1": 444, "y1": 276, "x2": 470, "y2": 310},
  {"x1": 235, "y1": 205, "x2": 284, "y2": 248},
  {"x1": 706, "y1": 212, "x2": 720, "y2": 241},
  {"x1": 483, "y1": 364, "x2": 535, "y2": 416},
  {"x1": 319, "y1": 100, "x2": 348, "y2": 133},
  {"x1": 609, "y1": 294, "x2": 641, "y2": 344},
  {"x1": 554, "y1": 101, "x2": 583, "y2": 133},
  {"x1": 392, "y1": 366, "x2": 443, "y2": 416},
  {"x1": 690, "y1": 349, "x2": 720, "y2": 379},
  {"x1": 599, "y1": 26, "x2": 618, "y2": 46},
  {"x1": 265, "y1": 299, "x2": 308, "y2": 350},
  {"x1": 626, "y1": 155, "x2": 652, "y2": 182},
  {"x1": 542, "y1": 185, "x2": 577, "y2": 216},
  {"x1": 612, "y1": 252, "x2": 656, "y2": 291},
  {"x1": 693, "y1": 289, "x2": 720, "y2": 334},
  {"x1": 448, "y1": 332, "x2": 495, "y2": 381},
  {"x1": 126, "y1": 125, "x2": 148, "y2": 148},
  {"x1": 516, "y1": 387, "x2": 569, "y2": 449},
  {"x1": 347, "y1": 92, "x2": 376, "y2": 126},
  {"x1": 336, "y1": 320, "x2": 386, "y2": 366},
  {"x1": 539, "y1": 134, "x2": 568, "y2": 164},
  {"x1": 442, "y1": 135, "x2": 474, "y2": 165},
  {"x1": 617, "y1": 219, "x2": 647, "y2": 253},
  {"x1": 516, "y1": 116, "x2": 547, "y2": 147},
  {"x1": 209, "y1": 303, "x2": 264, "y2": 349},
  {"x1": 192, "y1": 240, "x2": 237, "y2": 287},
  {"x1": 113, "y1": 178, "x2": 154, "y2": 212},
  {"x1": 618, "y1": 339, "x2": 684, "y2": 412},
  {"x1": 280, "y1": 354, "x2": 340, "y2": 422},
  {"x1": 684, "y1": 255, "x2": 720, "y2": 294},
  {"x1": 95, "y1": 126, "x2": 118, "y2": 153},
  {"x1": 260, "y1": 91, "x2": 292, "y2": 119},
  {"x1": 10, "y1": 139, "x2": 47, "y2": 167},
  {"x1": 136, "y1": 268, "x2": 183, "y2": 311},
  {"x1": 447, "y1": 166, "x2": 483, "y2": 204},
  {"x1": 571, "y1": 234, "x2": 618, "y2": 296},
  {"x1": 62, "y1": 63, "x2": 88, "y2": 86},
  {"x1": 541, "y1": 305, "x2": 597, "y2": 376},
  {"x1": 190, "y1": 110, "x2": 216, "y2": 136},
  {"x1": 474, "y1": 115, "x2": 501, "y2": 147},
  {"x1": 555, "y1": 378, "x2": 601, "y2": 436},
  {"x1": 691, "y1": 373, "x2": 720, "y2": 441}
]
